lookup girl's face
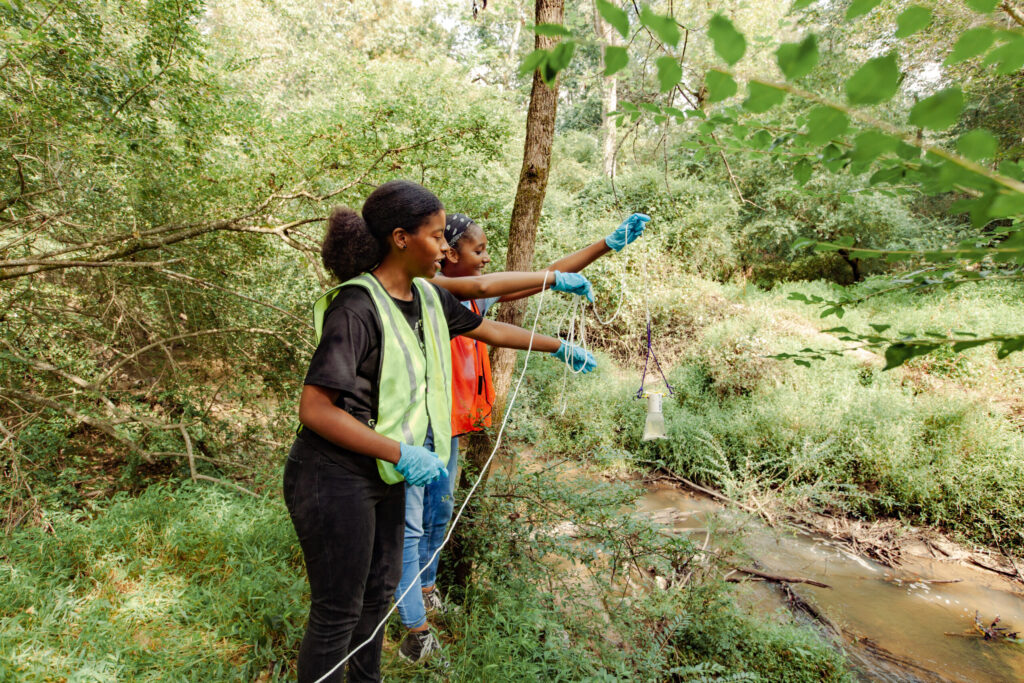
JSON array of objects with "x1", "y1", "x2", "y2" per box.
[
  {"x1": 399, "y1": 210, "x2": 449, "y2": 279},
  {"x1": 442, "y1": 224, "x2": 490, "y2": 277}
]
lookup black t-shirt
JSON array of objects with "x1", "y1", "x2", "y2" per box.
[{"x1": 298, "y1": 278, "x2": 483, "y2": 466}]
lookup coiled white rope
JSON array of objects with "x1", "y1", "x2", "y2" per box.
[{"x1": 313, "y1": 272, "x2": 554, "y2": 683}]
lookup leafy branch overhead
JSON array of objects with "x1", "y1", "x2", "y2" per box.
[{"x1": 518, "y1": 0, "x2": 1024, "y2": 369}]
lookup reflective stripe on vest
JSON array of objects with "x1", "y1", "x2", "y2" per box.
[
  {"x1": 450, "y1": 299, "x2": 495, "y2": 436},
  {"x1": 311, "y1": 274, "x2": 452, "y2": 484}
]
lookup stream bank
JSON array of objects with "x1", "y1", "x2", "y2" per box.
[{"x1": 636, "y1": 482, "x2": 1024, "y2": 682}]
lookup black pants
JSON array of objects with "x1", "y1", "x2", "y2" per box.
[{"x1": 283, "y1": 438, "x2": 405, "y2": 682}]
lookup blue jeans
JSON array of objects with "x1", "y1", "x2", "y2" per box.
[{"x1": 395, "y1": 436, "x2": 460, "y2": 629}]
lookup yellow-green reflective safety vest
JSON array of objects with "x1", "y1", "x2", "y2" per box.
[{"x1": 311, "y1": 273, "x2": 452, "y2": 484}]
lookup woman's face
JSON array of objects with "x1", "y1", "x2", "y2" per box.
[
  {"x1": 401, "y1": 210, "x2": 449, "y2": 279},
  {"x1": 442, "y1": 224, "x2": 490, "y2": 277}
]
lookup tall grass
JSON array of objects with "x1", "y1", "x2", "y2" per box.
[{"x1": 517, "y1": 275, "x2": 1024, "y2": 553}]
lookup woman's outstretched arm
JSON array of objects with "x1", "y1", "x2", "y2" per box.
[
  {"x1": 462, "y1": 318, "x2": 561, "y2": 353},
  {"x1": 432, "y1": 271, "x2": 554, "y2": 301},
  {"x1": 496, "y1": 239, "x2": 610, "y2": 303}
]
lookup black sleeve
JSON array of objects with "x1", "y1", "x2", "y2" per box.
[
  {"x1": 303, "y1": 289, "x2": 376, "y2": 393},
  {"x1": 433, "y1": 283, "x2": 483, "y2": 338}
]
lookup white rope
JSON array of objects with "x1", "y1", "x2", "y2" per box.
[{"x1": 312, "y1": 272, "x2": 554, "y2": 683}]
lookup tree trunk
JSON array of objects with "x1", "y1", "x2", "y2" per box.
[
  {"x1": 489, "y1": 0, "x2": 563, "y2": 415},
  {"x1": 593, "y1": 1, "x2": 619, "y2": 178},
  {"x1": 449, "y1": 0, "x2": 563, "y2": 593}
]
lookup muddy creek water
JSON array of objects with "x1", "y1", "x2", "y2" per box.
[{"x1": 636, "y1": 486, "x2": 1024, "y2": 682}]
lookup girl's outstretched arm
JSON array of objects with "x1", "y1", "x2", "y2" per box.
[
  {"x1": 497, "y1": 213, "x2": 649, "y2": 302},
  {"x1": 462, "y1": 318, "x2": 561, "y2": 353},
  {"x1": 432, "y1": 271, "x2": 556, "y2": 301},
  {"x1": 496, "y1": 239, "x2": 610, "y2": 303},
  {"x1": 298, "y1": 385, "x2": 401, "y2": 463}
]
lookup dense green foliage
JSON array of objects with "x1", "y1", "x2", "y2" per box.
[{"x1": 3, "y1": 0, "x2": 1024, "y2": 679}]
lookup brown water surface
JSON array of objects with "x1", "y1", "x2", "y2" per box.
[{"x1": 637, "y1": 486, "x2": 1024, "y2": 682}]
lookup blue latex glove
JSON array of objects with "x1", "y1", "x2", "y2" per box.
[
  {"x1": 605, "y1": 213, "x2": 651, "y2": 251},
  {"x1": 551, "y1": 271, "x2": 595, "y2": 302},
  {"x1": 551, "y1": 341, "x2": 597, "y2": 373},
  {"x1": 396, "y1": 443, "x2": 448, "y2": 487}
]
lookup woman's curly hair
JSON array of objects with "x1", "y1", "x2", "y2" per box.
[{"x1": 321, "y1": 180, "x2": 443, "y2": 282}]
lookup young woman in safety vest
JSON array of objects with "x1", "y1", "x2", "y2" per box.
[
  {"x1": 391, "y1": 210, "x2": 650, "y2": 661},
  {"x1": 285, "y1": 179, "x2": 596, "y2": 682}
]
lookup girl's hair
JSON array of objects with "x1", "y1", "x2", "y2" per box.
[{"x1": 322, "y1": 180, "x2": 443, "y2": 282}]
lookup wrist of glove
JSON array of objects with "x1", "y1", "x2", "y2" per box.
[
  {"x1": 605, "y1": 212, "x2": 651, "y2": 252},
  {"x1": 551, "y1": 271, "x2": 595, "y2": 302},
  {"x1": 550, "y1": 340, "x2": 597, "y2": 373},
  {"x1": 396, "y1": 443, "x2": 448, "y2": 487}
]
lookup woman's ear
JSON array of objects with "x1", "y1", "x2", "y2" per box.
[
  {"x1": 391, "y1": 227, "x2": 408, "y2": 250},
  {"x1": 445, "y1": 244, "x2": 460, "y2": 264}
]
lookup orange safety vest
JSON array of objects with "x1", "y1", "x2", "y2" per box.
[{"x1": 450, "y1": 299, "x2": 495, "y2": 437}]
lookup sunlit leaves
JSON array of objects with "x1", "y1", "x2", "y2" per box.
[
  {"x1": 805, "y1": 106, "x2": 849, "y2": 145},
  {"x1": 596, "y1": 0, "x2": 630, "y2": 39},
  {"x1": 656, "y1": 56, "x2": 681, "y2": 92},
  {"x1": 776, "y1": 35, "x2": 819, "y2": 80},
  {"x1": 982, "y1": 34, "x2": 1024, "y2": 74},
  {"x1": 708, "y1": 14, "x2": 746, "y2": 65},
  {"x1": 964, "y1": 0, "x2": 999, "y2": 12},
  {"x1": 908, "y1": 87, "x2": 963, "y2": 130},
  {"x1": 946, "y1": 28, "x2": 995, "y2": 64},
  {"x1": 957, "y1": 129, "x2": 998, "y2": 161},
  {"x1": 743, "y1": 81, "x2": 786, "y2": 113},
  {"x1": 845, "y1": 52, "x2": 900, "y2": 105},
  {"x1": 850, "y1": 130, "x2": 899, "y2": 165},
  {"x1": 639, "y1": 5, "x2": 680, "y2": 47},
  {"x1": 540, "y1": 41, "x2": 576, "y2": 85},
  {"x1": 705, "y1": 69, "x2": 737, "y2": 102},
  {"x1": 793, "y1": 158, "x2": 813, "y2": 186},
  {"x1": 894, "y1": 6, "x2": 931, "y2": 38},
  {"x1": 846, "y1": 0, "x2": 883, "y2": 20},
  {"x1": 519, "y1": 49, "x2": 547, "y2": 76},
  {"x1": 791, "y1": 0, "x2": 816, "y2": 10},
  {"x1": 603, "y1": 46, "x2": 629, "y2": 76}
]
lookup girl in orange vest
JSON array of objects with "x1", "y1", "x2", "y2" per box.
[{"x1": 393, "y1": 211, "x2": 649, "y2": 660}]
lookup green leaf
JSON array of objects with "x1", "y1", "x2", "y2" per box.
[
  {"x1": 909, "y1": 87, "x2": 964, "y2": 130},
  {"x1": 791, "y1": 0, "x2": 816, "y2": 9},
  {"x1": 603, "y1": 46, "x2": 629, "y2": 76},
  {"x1": 945, "y1": 28, "x2": 995, "y2": 65},
  {"x1": 982, "y1": 36, "x2": 1024, "y2": 74},
  {"x1": 956, "y1": 129, "x2": 998, "y2": 161},
  {"x1": 705, "y1": 69, "x2": 737, "y2": 103},
  {"x1": 869, "y1": 324, "x2": 891, "y2": 333},
  {"x1": 750, "y1": 130, "x2": 772, "y2": 149},
  {"x1": 805, "y1": 105, "x2": 849, "y2": 145},
  {"x1": 519, "y1": 49, "x2": 547, "y2": 76},
  {"x1": 639, "y1": 5, "x2": 681, "y2": 47},
  {"x1": 541, "y1": 41, "x2": 576, "y2": 84},
  {"x1": 846, "y1": 0, "x2": 883, "y2": 20},
  {"x1": 656, "y1": 56, "x2": 682, "y2": 93},
  {"x1": 895, "y1": 6, "x2": 932, "y2": 37},
  {"x1": 776, "y1": 34, "x2": 819, "y2": 81},
  {"x1": 793, "y1": 158, "x2": 813, "y2": 186},
  {"x1": 743, "y1": 81, "x2": 786, "y2": 113},
  {"x1": 845, "y1": 52, "x2": 900, "y2": 105},
  {"x1": 988, "y1": 192, "x2": 1024, "y2": 219},
  {"x1": 850, "y1": 130, "x2": 899, "y2": 164},
  {"x1": 534, "y1": 23, "x2": 572, "y2": 37},
  {"x1": 883, "y1": 342, "x2": 937, "y2": 370},
  {"x1": 708, "y1": 14, "x2": 746, "y2": 65},
  {"x1": 965, "y1": 0, "x2": 999, "y2": 11},
  {"x1": 596, "y1": 0, "x2": 630, "y2": 39}
]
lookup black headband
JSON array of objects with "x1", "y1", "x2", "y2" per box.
[{"x1": 444, "y1": 213, "x2": 475, "y2": 247}]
